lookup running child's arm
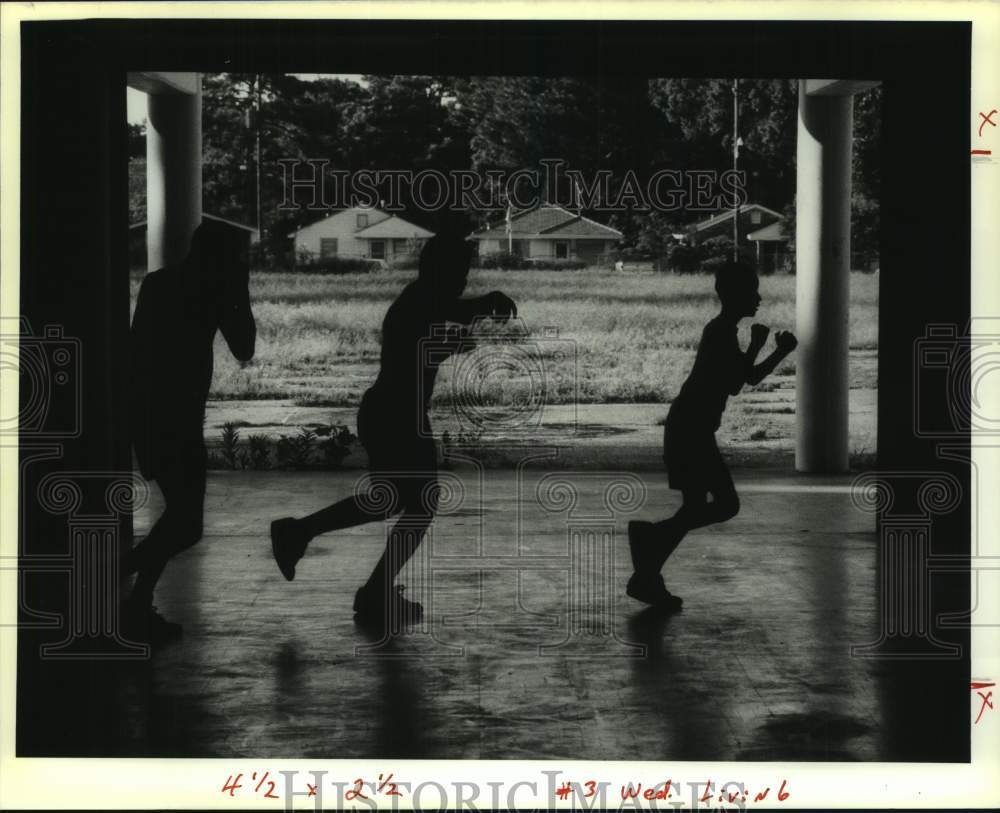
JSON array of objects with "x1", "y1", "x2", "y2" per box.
[
  {"x1": 440, "y1": 291, "x2": 517, "y2": 326},
  {"x1": 218, "y1": 265, "x2": 257, "y2": 362},
  {"x1": 746, "y1": 331, "x2": 797, "y2": 386},
  {"x1": 726, "y1": 323, "x2": 769, "y2": 395},
  {"x1": 440, "y1": 292, "x2": 517, "y2": 356},
  {"x1": 743, "y1": 323, "x2": 769, "y2": 367}
]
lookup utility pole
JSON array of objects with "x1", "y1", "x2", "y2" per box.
[
  {"x1": 732, "y1": 78, "x2": 740, "y2": 261},
  {"x1": 256, "y1": 73, "x2": 263, "y2": 251},
  {"x1": 506, "y1": 196, "x2": 512, "y2": 253}
]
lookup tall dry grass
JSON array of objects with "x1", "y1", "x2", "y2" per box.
[{"x1": 130, "y1": 268, "x2": 878, "y2": 406}]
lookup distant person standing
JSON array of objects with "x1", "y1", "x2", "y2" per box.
[
  {"x1": 270, "y1": 234, "x2": 517, "y2": 629},
  {"x1": 125, "y1": 221, "x2": 257, "y2": 643},
  {"x1": 627, "y1": 261, "x2": 797, "y2": 609},
  {"x1": 615, "y1": 259, "x2": 625, "y2": 273}
]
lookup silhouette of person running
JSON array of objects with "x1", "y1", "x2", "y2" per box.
[
  {"x1": 270, "y1": 233, "x2": 517, "y2": 628},
  {"x1": 627, "y1": 260, "x2": 797, "y2": 609},
  {"x1": 125, "y1": 221, "x2": 256, "y2": 642}
]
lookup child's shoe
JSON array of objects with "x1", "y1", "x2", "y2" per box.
[
  {"x1": 626, "y1": 572, "x2": 683, "y2": 611},
  {"x1": 353, "y1": 583, "x2": 424, "y2": 631}
]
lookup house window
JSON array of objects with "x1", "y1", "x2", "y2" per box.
[
  {"x1": 750, "y1": 210, "x2": 762, "y2": 224},
  {"x1": 393, "y1": 238, "x2": 408, "y2": 253},
  {"x1": 357, "y1": 213, "x2": 369, "y2": 229},
  {"x1": 320, "y1": 238, "x2": 338, "y2": 258},
  {"x1": 555, "y1": 241, "x2": 569, "y2": 259},
  {"x1": 370, "y1": 240, "x2": 386, "y2": 260}
]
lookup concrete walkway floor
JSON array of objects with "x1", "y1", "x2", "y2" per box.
[{"x1": 17, "y1": 468, "x2": 969, "y2": 761}]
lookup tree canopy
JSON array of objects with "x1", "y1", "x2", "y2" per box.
[{"x1": 128, "y1": 74, "x2": 881, "y2": 265}]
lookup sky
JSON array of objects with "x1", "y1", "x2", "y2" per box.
[{"x1": 126, "y1": 73, "x2": 365, "y2": 124}]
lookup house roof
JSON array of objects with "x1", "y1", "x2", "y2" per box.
[
  {"x1": 130, "y1": 212, "x2": 260, "y2": 240},
  {"x1": 690, "y1": 203, "x2": 784, "y2": 233},
  {"x1": 470, "y1": 204, "x2": 621, "y2": 240},
  {"x1": 292, "y1": 206, "x2": 385, "y2": 238},
  {"x1": 541, "y1": 215, "x2": 623, "y2": 239},
  {"x1": 353, "y1": 215, "x2": 434, "y2": 239},
  {"x1": 746, "y1": 221, "x2": 789, "y2": 242},
  {"x1": 291, "y1": 206, "x2": 434, "y2": 240}
]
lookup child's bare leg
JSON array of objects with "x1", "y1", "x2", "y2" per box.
[
  {"x1": 652, "y1": 484, "x2": 740, "y2": 569},
  {"x1": 272, "y1": 491, "x2": 389, "y2": 582},
  {"x1": 365, "y1": 475, "x2": 436, "y2": 590},
  {"x1": 297, "y1": 495, "x2": 381, "y2": 540},
  {"x1": 271, "y1": 475, "x2": 406, "y2": 581},
  {"x1": 356, "y1": 476, "x2": 437, "y2": 623},
  {"x1": 126, "y1": 468, "x2": 204, "y2": 608},
  {"x1": 363, "y1": 510, "x2": 433, "y2": 594}
]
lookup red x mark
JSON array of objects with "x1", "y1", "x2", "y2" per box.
[
  {"x1": 972, "y1": 681, "x2": 995, "y2": 724},
  {"x1": 307, "y1": 784, "x2": 317, "y2": 797},
  {"x1": 975, "y1": 691, "x2": 994, "y2": 724},
  {"x1": 979, "y1": 109, "x2": 997, "y2": 137}
]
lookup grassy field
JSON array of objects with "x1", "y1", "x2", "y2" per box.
[{"x1": 130, "y1": 268, "x2": 878, "y2": 408}]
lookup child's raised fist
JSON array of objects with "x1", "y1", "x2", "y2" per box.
[{"x1": 775, "y1": 330, "x2": 798, "y2": 353}]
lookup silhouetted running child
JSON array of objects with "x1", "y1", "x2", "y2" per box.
[
  {"x1": 125, "y1": 221, "x2": 257, "y2": 643},
  {"x1": 627, "y1": 261, "x2": 797, "y2": 609},
  {"x1": 270, "y1": 234, "x2": 517, "y2": 628}
]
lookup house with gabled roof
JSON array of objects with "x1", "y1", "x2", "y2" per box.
[
  {"x1": 686, "y1": 203, "x2": 784, "y2": 246},
  {"x1": 292, "y1": 206, "x2": 434, "y2": 265},
  {"x1": 686, "y1": 203, "x2": 790, "y2": 272},
  {"x1": 470, "y1": 203, "x2": 622, "y2": 264}
]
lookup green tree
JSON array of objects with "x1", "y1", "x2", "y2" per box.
[
  {"x1": 648, "y1": 78, "x2": 798, "y2": 221},
  {"x1": 127, "y1": 122, "x2": 146, "y2": 159},
  {"x1": 851, "y1": 85, "x2": 882, "y2": 265},
  {"x1": 202, "y1": 73, "x2": 370, "y2": 264},
  {"x1": 129, "y1": 157, "x2": 146, "y2": 225}
]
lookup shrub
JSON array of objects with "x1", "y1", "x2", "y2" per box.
[
  {"x1": 475, "y1": 251, "x2": 528, "y2": 270},
  {"x1": 315, "y1": 423, "x2": 356, "y2": 467},
  {"x1": 276, "y1": 428, "x2": 318, "y2": 468},
  {"x1": 474, "y1": 252, "x2": 588, "y2": 270},
  {"x1": 699, "y1": 235, "x2": 737, "y2": 263},
  {"x1": 697, "y1": 236, "x2": 756, "y2": 274},
  {"x1": 592, "y1": 252, "x2": 622, "y2": 270},
  {"x1": 665, "y1": 242, "x2": 701, "y2": 274},
  {"x1": 247, "y1": 434, "x2": 271, "y2": 470},
  {"x1": 389, "y1": 253, "x2": 421, "y2": 270},
  {"x1": 220, "y1": 422, "x2": 241, "y2": 469},
  {"x1": 294, "y1": 253, "x2": 379, "y2": 274},
  {"x1": 523, "y1": 257, "x2": 587, "y2": 271}
]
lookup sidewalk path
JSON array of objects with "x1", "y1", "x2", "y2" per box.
[{"x1": 203, "y1": 386, "x2": 876, "y2": 470}]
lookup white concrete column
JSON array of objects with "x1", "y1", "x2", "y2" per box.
[
  {"x1": 795, "y1": 81, "x2": 853, "y2": 473},
  {"x1": 145, "y1": 80, "x2": 201, "y2": 269}
]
